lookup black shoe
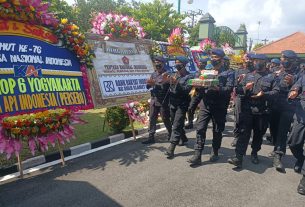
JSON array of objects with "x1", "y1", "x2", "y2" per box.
[
  {"x1": 209, "y1": 149, "x2": 219, "y2": 162},
  {"x1": 187, "y1": 150, "x2": 202, "y2": 166},
  {"x1": 178, "y1": 136, "x2": 189, "y2": 146},
  {"x1": 228, "y1": 155, "x2": 243, "y2": 168},
  {"x1": 273, "y1": 153, "x2": 284, "y2": 172},
  {"x1": 231, "y1": 138, "x2": 237, "y2": 147},
  {"x1": 294, "y1": 159, "x2": 304, "y2": 173},
  {"x1": 165, "y1": 143, "x2": 176, "y2": 159},
  {"x1": 297, "y1": 176, "x2": 305, "y2": 195},
  {"x1": 185, "y1": 123, "x2": 193, "y2": 129},
  {"x1": 251, "y1": 152, "x2": 259, "y2": 164},
  {"x1": 142, "y1": 138, "x2": 155, "y2": 144}
]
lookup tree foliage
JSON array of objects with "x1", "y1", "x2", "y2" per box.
[
  {"x1": 131, "y1": 0, "x2": 186, "y2": 41},
  {"x1": 44, "y1": 0, "x2": 76, "y2": 22},
  {"x1": 253, "y1": 43, "x2": 265, "y2": 51},
  {"x1": 187, "y1": 23, "x2": 199, "y2": 47}
]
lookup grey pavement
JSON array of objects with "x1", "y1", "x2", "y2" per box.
[{"x1": 0, "y1": 114, "x2": 304, "y2": 207}]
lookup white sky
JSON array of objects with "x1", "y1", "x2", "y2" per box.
[{"x1": 65, "y1": 0, "x2": 305, "y2": 44}]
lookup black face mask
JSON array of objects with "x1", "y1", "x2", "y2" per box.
[
  {"x1": 254, "y1": 62, "x2": 265, "y2": 71},
  {"x1": 281, "y1": 60, "x2": 292, "y2": 69},
  {"x1": 155, "y1": 63, "x2": 163, "y2": 70},
  {"x1": 211, "y1": 59, "x2": 221, "y2": 67},
  {"x1": 176, "y1": 64, "x2": 184, "y2": 71},
  {"x1": 246, "y1": 62, "x2": 254, "y2": 71}
]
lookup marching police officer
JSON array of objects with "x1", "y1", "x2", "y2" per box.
[
  {"x1": 287, "y1": 74, "x2": 305, "y2": 195},
  {"x1": 228, "y1": 54, "x2": 279, "y2": 168},
  {"x1": 287, "y1": 74, "x2": 305, "y2": 173},
  {"x1": 270, "y1": 50, "x2": 299, "y2": 171},
  {"x1": 188, "y1": 48, "x2": 234, "y2": 166},
  {"x1": 231, "y1": 53, "x2": 255, "y2": 147},
  {"x1": 185, "y1": 57, "x2": 209, "y2": 130},
  {"x1": 142, "y1": 56, "x2": 172, "y2": 144},
  {"x1": 270, "y1": 58, "x2": 281, "y2": 72},
  {"x1": 165, "y1": 56, "x2": 194, "y2": 159}
]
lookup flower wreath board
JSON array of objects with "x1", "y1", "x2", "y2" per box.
[{"x1": 0, "y1": 0, "x2": 93, "y2": 178}]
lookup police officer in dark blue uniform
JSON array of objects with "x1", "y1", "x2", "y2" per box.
[
  {"x1": 270, "y1": 58, "x2": 281, "y2": 73},
  {"x1": 188, "y1": 48, "x2": 234, "y2": 166},
  {"x1": 185, "y1": 57, "x2": 209, "y2": 130},
  {"x1": 287, "y1": 75, "x2": 305, "y2": 194},
  {"x1": 142, "y1": 56, "x2": 172, "y2": 144},
  {"x1": 228, "y1": 54, "x2": 279, "y2": 168},
  {"x1": 270, "y1": 50, "x2": 299, "y2": 171},
  {"x1": 231, "y1": 53, "x2": 255, "y2": 147},
  {"x1": 287, "y1": 74, "x2": 305, "y2": 174},
  {"x1": 165, "y1": 56, "x2": 194, "y2": 159}
]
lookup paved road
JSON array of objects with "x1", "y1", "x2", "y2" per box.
[{"x1": 0, "y1": 114, "x2": 304, "y2": 207}]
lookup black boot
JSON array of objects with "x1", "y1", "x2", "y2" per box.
[
  {"x1": 187, "y1": 150, "x2": 202, "y2": 166},
  {"x1": 209, "y1": 149, "x2": 219, "y2": 162},
  {"x1": 294, "y1": 159, "x2": 304, "y2": 173},
  {"x1": 165, "y1": 143, "x2": 176, "y2": 159},
  {"x1": 228, "y1": 154, "x2": 243, "y2": 168},
  {"x1": 142, "y1": 135, "x2": 155, "y2": 144},
  {"x1": 273, "y1": 153, "x2": 284, "y2": 172},
  {"x1": 251, "y1": 151, "x2": 259, "y2": 164},
  {"x1": 297, "y1": 176, "x2": 305, "y2": 195}
]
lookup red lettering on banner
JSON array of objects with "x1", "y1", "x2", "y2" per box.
[{"x1": 23, "y1": 24, "x2": 58, "y2": 44}]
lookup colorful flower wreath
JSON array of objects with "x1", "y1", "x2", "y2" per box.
[
  {"x1": 168, "y1": 27, "x2": 185, "y2": 47},
  {"x1": 124, "y1": 101, "x2": 149, "y2": 125},
  {"x1": 0, "y1": 0, "x2": 95, "y2": 69},
  {"x1": 0, "y1": 109, "x2": 86, "y2": 159},
  {"x1": 199, "y1": 38, "x2": 216, "y2": 51},
  {"x1": 91, "y1": 12, "x2": 145, "y2": 39}
]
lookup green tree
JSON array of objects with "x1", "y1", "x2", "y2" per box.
[
  {"x1": 44, "y1": 0, "x2": 76, "y2": 22},
  {"x1": 253, "y1": 43, "x2": 264, "y2": 51},
  {"x1": 187, "y1": 23, "x2": 199, "y2": 47},
  {"x1": 131, "y1": 0, "x2": 186, "y2": 41}
]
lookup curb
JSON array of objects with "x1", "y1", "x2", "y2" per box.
[{"x1": 0, "y1": 123, "x2": 157, "y2": 178}]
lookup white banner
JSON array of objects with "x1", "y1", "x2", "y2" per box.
[
  {"x1": 92, "y1": 40, "x2": 154, "y2": 99},
  {"x1": 98, "y1": 74, "x2": 150, "y2": 98}
]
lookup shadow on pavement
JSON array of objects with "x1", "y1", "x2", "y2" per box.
[{"x1": 0, "y1": 178, "x2": 123, "y2": 207}]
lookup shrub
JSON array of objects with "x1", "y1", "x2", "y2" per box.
[{"x1": 105, "y1": 106, "x2": 130, "y2": 133}]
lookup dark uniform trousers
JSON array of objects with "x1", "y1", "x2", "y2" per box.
[
  {"x1": 288, "y1": 120, "x2": 305, "y2": 162},
  {"x1": 235, "y1": 112, "x2": 269, "y2": 155},
  {"x1": 170, "y1": 104, "x2": 188, "y2": 144},
  {"x1": 148, "y1": 100, "x2": 172, "y2": 137},
  {"x1": 194, "y1": 103, "x2": 226, "y2": 150},
  {"x1": 233, "y1": 95, "x2": 242, "y2": 138}
]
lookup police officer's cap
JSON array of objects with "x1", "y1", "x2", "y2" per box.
[
  {"x1": 211, "y1": 48, "x2": 225, "y2": 58},
  {"x1": 251, "y1": 54, "x2": 267, "y2": 60},
  {"x1": 154, "y1": 56, "x2": 166, "y2": 63},
  {"x1": 281, "y1": 50, "x2": 298, "y2": 59},
  {"x1": 271, "y1": 58, "x2": 280, "y2": 64},
  {"x1": 176, "y1": 56, "x2": 189, "y2": 65}
]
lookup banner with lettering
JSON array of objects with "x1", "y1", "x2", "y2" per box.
[
  {"x1": 0, "y1": 24, "x2": 93, "y2": 116},
  {"x1": 88, "y1": 36, "x2": 153, "y2": 107}
]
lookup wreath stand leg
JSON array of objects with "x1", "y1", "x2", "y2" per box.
[
  {"x1": 17, "y1": 154, "x2": 23, "y2": 178},
  {"x1": 57, "y1": 140, "x2": 65, "y2": 166},
  {"x1": 129, "y1": 116, "x2": 136, "y2": 141}
]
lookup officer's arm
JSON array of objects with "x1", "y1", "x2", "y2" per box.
[
  {"x1": 146, "y1": 73, "x2": 154, "y2": 89},
  {"x1": 235, "y1": 74, "x2": 247, "y2": 95},
  {"x1": 264, "y1": 76, "x2": 280, "y2": 99},
  {"x1": 290, "y1": 76, "x2": 302, "y2": 93},
  {"x1": 219, "y1": 72, "x2": 234, "y2": 95}
]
